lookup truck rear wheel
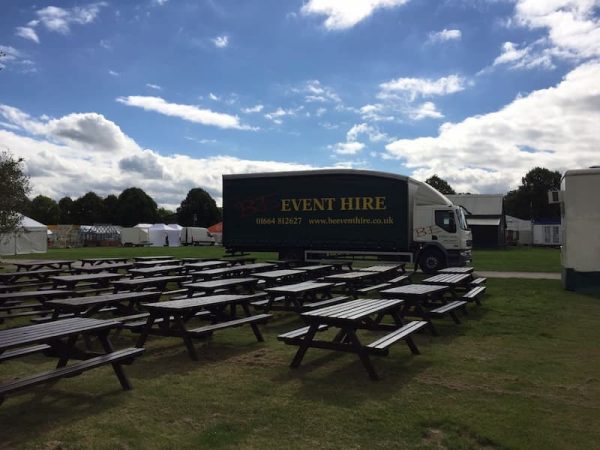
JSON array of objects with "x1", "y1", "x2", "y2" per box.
[{"x1": 419, "y1": 249, "x2": 445, "y2": 274}]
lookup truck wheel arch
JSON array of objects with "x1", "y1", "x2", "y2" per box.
[{"x1": 418, "y1": 245, "x2": 447, "y2": 273}]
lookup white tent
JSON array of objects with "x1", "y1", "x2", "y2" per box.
[
  {"x1": 0, "y1": 215, "x2": 48, "y2": 256},
  {"x1": 148, "y1": 223, "x2": 182, "y2": 247}
]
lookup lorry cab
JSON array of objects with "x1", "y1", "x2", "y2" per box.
[{"x1": 411, "y1": 182, "x2": 472, "y2": 272}]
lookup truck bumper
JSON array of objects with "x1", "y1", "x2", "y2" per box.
[{"x1": 447, "y1": 249, "x2": 472, "y2": 267}]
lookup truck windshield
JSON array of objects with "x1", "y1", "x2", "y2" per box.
[{"x1": 456, "y1": 207, "x2": 469, "y2": 230}]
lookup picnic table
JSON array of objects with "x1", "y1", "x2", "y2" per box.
[
  {"x1": 112, "y1": 275, "x2": 187, "y2": 293},
  {"x1": 184, "y1": 260, "x2": 230, "y2": 273},
  {"x1": 380, "y1": 284, "x2": 451, "y2": 335},
  {"x1": 294, "y1": 264, "x2": 335, "y2": 277},
  {"x1": 185, "y1": 277, "x2": 260, "y2": 296},
  {"x1": 133, "y1": 256, "x2": 174, "y2": 261},
  {"x1": 189, "y1": 266, "x2": 250, "y2": 281},
  {"x1": 46, "y1": 291, "x2": 163, "y2": 319},
  {"x1": 263, "y1": 281, "x2": 335, "y2": 312},
  {"x1": 251, "y1": 269, "x2": 306, "y2": 287},
  {"x1": 13, "y1": 260, "x2": 75, "y2": 271},
  {"x1": 0, "y1": 289, "x2": 74, "y2": 307},
  {"x1": 128, "y1": 264, "x2": 186, "y2": 278},
  {"x1": 0, "y1": 269, "x2": 64, "y2": 284},
  {"x1": 436, "y1": 266, "x2": 474, "y2": 275},
  {"x1": 278, "y1": 298, "x2": 427, "y2": 380},
  {"x1": 220, "y1": 256, "x2": 257, "y2": 265},
  {"x1": 75, "y1": 262, "x2": 133, "y2": 274},
  {"x1": 323, "y1": 271, "x2": 381, "y2": 296},
  {"x1": 80, "y1": 257, "x2": 130, "y2": 266},
  {"x1": 359, "y1": 263, "x2": 406, "y2": 276},
  {"x1": 135, "y1": 294, "x2": 271, "y2": 360},
  {"x1": 52, "y1": 273, "x2": 124, "y2": 290},
  {"x1": 133, "y1": 259, "x2": 182, "y2": 268},
  {"x1": 0, "y1": 317, "x2": 144, "y2": 405},
  {"x1": 265, "y1": 259, "x2": 305, "y2": 268},
  {"x1": 421, "y1": 273, "x2": 472, "y2": 295}
]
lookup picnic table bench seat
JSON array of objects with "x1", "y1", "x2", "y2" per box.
[
  {"x1": 120, "y1": 310, "x2": 212, "y2": 330},
  {"x1": 187, "y1": 313, "x2": 271, "y2": 340},
  {"x1": 0, "y1": 344, "x2": 52, "y2": 362},
  {"x1": 429, "y1": 300, "x2": 468, "y2": 324},
  {"x1": 462, "y1": 286, "x2": 486, "y2": 305},
  {"x1": 277, "y1": 324, "x2": 329, "y2": 341},
  {"x1": 366, "y1": 320, "x2": 428, "y2": 355},
  {"x1": 470, "y1": 277, "x2": 487, "y2": 286},
  {"x1": 0, "y1": 281, "x2": 53, "y2": 293},
  {"x1": 356, "y1": 283, "x2": 391, "y2": 295},
  {"x1": 0, "y1": 347, "x2": 144, "y2": 405}
]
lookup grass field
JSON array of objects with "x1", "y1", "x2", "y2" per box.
[
  {"x1": 1, "y1": 245, "x2": 562, "y2": 273},
  {"x1": 1, "y1": 278, "x2": 599, "y2": 449}
]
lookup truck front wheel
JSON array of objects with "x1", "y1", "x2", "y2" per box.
[{"x1": 419, "y1": 249, "x2": 445, "y2": 274}]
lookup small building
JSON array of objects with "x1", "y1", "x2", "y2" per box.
[
  {"x1": 505, "y1": 215, "x2": 532, "y2": 246},
  {"x1": 446, "y1": 194, "x2": 506, "y2": 248},
  {"x1": 532, "y1": 219, "x2": 562, "y2": 246}
]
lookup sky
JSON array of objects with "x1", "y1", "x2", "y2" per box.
[{"x1": 1, "y1": 0, "x2": 599, "y2": 209}]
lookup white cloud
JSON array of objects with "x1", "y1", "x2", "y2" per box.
[
  {"x1": 153, "y1": 0, "x2": 169, "y2": 5},
  {"x1": 15, "y1": 27, "x2": 39, "y2": 43},
  {"x1": 0, "y1": 104, "x2": 317, "y2": 208},
  {"x1": 384, "y1": 61, "x2": 600, "y2": 193},
  {"x1": 295, "y1": 80, "x2": 341, "y2": 103},
  {"x1": 116, "y1": 96, "x2": 254, "y2": 130},
  {"x1": 379, "y1": 75, "x2": 467, "y2": 101},
  {"x1": 329, "y1": 141, "x2": 365, "y2": 155},
  {"x1": 488, "y1": 41, "x2": 554, "y2": 71},
  {"x1": 212, "y1": 35, "x2": 229, "y2": 48},
  {"x1": 346, "y1": 123, "x2": 388, "y2": 142},
  {"x1": 264, "y1": 107, "x2": 300, "y2": 125},
  {"x1": 409, "y1": 102, "x2": 444, "y2": 120},
  {"x1": 301, "y1": 0, "x2": 410, "y2": 30},
  {"x1": 146, "y1": 83, "x2": 162, "y2": 90},
  {"x1": 359, "y1": 104, "x2": 395, "y2": 122},
  {"x1": 209, "y1": 92, "x2": 220, "y2": 101},
  {"x1": 242, "y1": 104, "x2": 264, "y2": 114},
  {"x1": 428, "y1": 28, "x2": 461, "y2": 43}
]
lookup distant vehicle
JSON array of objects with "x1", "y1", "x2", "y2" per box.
[
  {"x1": 181, "y1": 227, "x2": 215, "y2": 246},
  {"x1": 120, "y1": 227, "x2": 150, "y2": 247},
  {"x1": 559, "y1": 167, "x2": 600, "y2": 293},
  {"x1": 222, "y1": 169, "x2": 472, "y2": 272}
]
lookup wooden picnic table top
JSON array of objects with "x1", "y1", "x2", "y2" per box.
[
  {"x1": 186, "y1": 277, "x2": 259, "y2": 292},
  {"x1": 265, "y1": 281, "x2": 334, "y2": 295},
  {"x1": 52, "y1": 273, "x2": 124, "y2": 286},
  {"x1": 76, "y1": 262, "x2": 133, "y2": 273},
  {"x1": 302, "y1": 298, "x2": 403, "y2": 322},
  {"x1": 190, "y1": 266, "x2": 248, "y2": 280},
  {"x1": 133, "y1": 256, "x2": 174, "y2": 261},
  {"x1": 421, "y1": 273, "x2": 471, "y2": 286},
  {"x1": 324, "y1": 271, "x2": 380, "y2": 282},
  {"x1": 220, "y1": 256, "x2": 256, "y2": 265},
  {"x1": 0, "y1": 269, "x2": 63, "y2": 282},
  {"x1": 13, "y1": 260, "x2": 75, "y2": 271},
  {"x1": 112, "y1": 275, "x2": 187, "y2": 290},
  {"x1": 133, "y1": 259, "x2": 182, "y2": 267},
  {"x1": 46, "y1": 291, "x2": 162, "y2": 312},
  {"x1": 142, "y1": 294, "x2": 259, "y2": 312},
  {"x1": 128, "y1": 264, "x2": 185, "y2": 277},
  {"x1": 80, "y1": 257, "x2": 130, "y2": 265},
  {"x1": 359, "y1": 264, "x2": 404, "y2": 273},
  {"x1": 0, "y1": 289, "x2": 74, "y2": 303},
  {"x1": 184, "y1": 261, "x2": 230, "y2": 271},
  {"x1": 380, "y1": 283, "x2": 449, "y2": 298},
  {"x1": 436, "y1": 266, "x2": 474, "y2": 274},
  {"x1": 265, "y1": 259, "x2": 304, "y2": 268},
  {"x1": 251, "y1": 269, "x2": 306, "y2": 280},
  {"x1": 0, "y1": 317, "x2": 119, "y2": 351},
  {"x1": 239, "y1": 262, "x2": 276, "y2": 272},
  {"x1": 294, "y1": 264, "x2": 333, "y2": 273}
]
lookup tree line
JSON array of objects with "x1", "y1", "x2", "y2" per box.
[{"x1": 426, "y1": 167, "x2": 562, "y2": 220}]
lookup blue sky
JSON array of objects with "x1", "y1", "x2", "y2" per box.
[{"x1": 1, "y1": 1, "x2": 599, "y2": 208}]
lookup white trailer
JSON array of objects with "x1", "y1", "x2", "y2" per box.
[
  {"x1": 120, "y1": 227, "x2": 150, "y2": 247},
  {"x1": 560, "y1": 168, "x2": 600, "y2": 293}
]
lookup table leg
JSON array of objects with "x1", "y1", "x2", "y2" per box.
[
  {"x1": 242, "y1": 303, "x2": 264, "y2": 342},
  {"x1": 97, "y1": 331, "x2": 132, "y2": 390},
  {"x1": 136, "y1": 316, "x2": 156, "y2": 348},
  {"x1": 290, "y1": 323, "x2": 319, "y2": 368},
  {"x1": 174, "y1": 315, "x2": 198, "y2": 361},
  {"x1": 55, "y1": 333, "x2": 79, "y2": 368},
  {"x1": 346, "y1": 329, "x2": 379, "y2": 381}
]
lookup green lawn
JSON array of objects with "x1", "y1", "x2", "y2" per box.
[
  {"x1": 1, "y1": 278, "x2": 598, "y2": 449},
  {"x1": 2, "y1": 245, "x2": 561, "y2": 273}
]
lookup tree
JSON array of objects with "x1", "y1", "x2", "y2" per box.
[
  {"x1": 115, "y1": 187, "x2": 158, "y2": 227},
  {"x1": 103, "y1": 194, "x2": 119, "y2": 224},
  {"x1": 29, "y1": 195, "x2": 60, "y2": 224},
  {"x1": 58, "y1": 197, "x2": 75, "y2": 224},
  {"x1": 177, "y1": 188, "x2": 221, "y2": 227},
  {"x1": 0, "y1": 150, "x2": 31, "y2": 234},
  {"x1": 157, "y1": 207, "x2": 176, "y2": 224},
  {"x1": 425, "y1": 175, "x2": 456, "y2": 195},
  {"x1": 73, "y1": 192, "x2": 106, "y2": 224},
  {"x1": 504, "y1": 167, "x2": 561, "y2": 220}
]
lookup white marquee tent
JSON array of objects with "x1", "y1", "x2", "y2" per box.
[
  {"x1": 148, "y1": 223, "x2": 182, "y2": 247},
  {"x1": 0, "y1": 215, "x2": 48, "y2": 256}
]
